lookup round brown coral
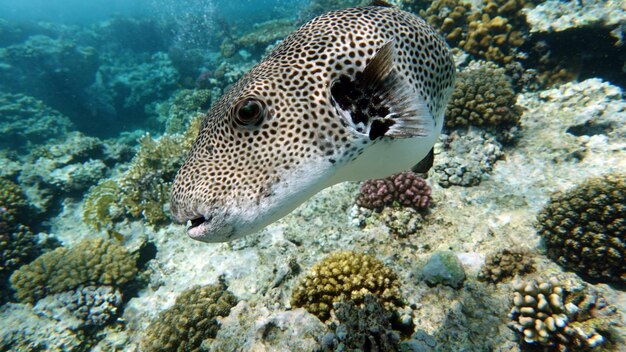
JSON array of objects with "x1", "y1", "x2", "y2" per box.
[
  {"x1": 445, "y1": 60, "x2": 521, "y2": 136},
  {"x1": 291, "y1": 251, "x2": 404, "y2": 322},
  {"x1": 536, "y1": 174, "x2": 626, "y2": 285},
  {"x1": 141, "y1": 283, "x2": 238, "y2": 352},
  {"x1": 478, "y1": 249, "x2": 535, "y2": 283}
]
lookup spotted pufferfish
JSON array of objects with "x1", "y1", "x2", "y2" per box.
[{"x1": 170, "y1": 1, "x2": 456, "y2": 242}]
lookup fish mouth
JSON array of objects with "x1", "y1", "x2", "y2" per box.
[{"x1": 186, "y1": 215, "x2": 212, "y2": 238}]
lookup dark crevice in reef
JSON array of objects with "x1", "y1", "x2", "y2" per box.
[{"x1": 523, "y1": 27, "x2": 626, "y2": 90}]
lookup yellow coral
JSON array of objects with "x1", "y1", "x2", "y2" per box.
[
  {"x1": 10, "y1": 238, "x2": 138, "y2": 303},
  {"x1": 141, "y1": 283, "x2": 238, "y2": 352},
  {"x1": 291, "y1": 251, "x2": 404, "y2": 321}
]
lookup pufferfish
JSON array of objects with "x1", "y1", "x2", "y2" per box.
[{"x1": 170, "y1": 2, "x2": 456, "y2": 242}]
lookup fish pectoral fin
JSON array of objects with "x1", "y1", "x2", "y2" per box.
[{"x1": 330, "y1": 41, "x2": 434, "y2": 141}]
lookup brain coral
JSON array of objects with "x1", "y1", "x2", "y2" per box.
[
  {"x1": 291, "y1": 251, "x2": 404, "y2": 322},
  {"x1": 536, "y1": 173, "x2": 626, "y2": 284},
  {"x1": 10, "y1": 238, "x2": 139, "y2": 303},
  {"x1": 141, "y1": 282, "x2": 239, "y2": 352},
  {"x1": 356, "y1": 171, "x2": 432, "y2": 212},
  {"x1": 445, "y1": 60, "x2": 521, "y2": 136}
]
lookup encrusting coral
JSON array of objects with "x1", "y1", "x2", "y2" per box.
[
  {"x1": 10, "y1": 238, "x2": 139, "y2": 303},
  {"x1": 444, "y1": 60, "x2": 521, "y2": 137},
  {"x1": 509, "y1": 277, "x2": 620, "y2": 350},
  {"x1": 536, "y1": 173, "x2": 626, "y2": 285},
  {"x1": 356, "y1": 171, "x2": 432, "y2": 212},
  {"x1": 141, "y1": 282, "x2": 239, "y2": 352},
  {"x1": 291, "y1": 251, "x2": 404, "y2": 322}
]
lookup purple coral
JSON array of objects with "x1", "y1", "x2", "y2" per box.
[{"x1": 356, "y1": 172, "x2": 432, "y2": 211}]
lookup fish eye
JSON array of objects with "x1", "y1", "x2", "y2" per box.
[{"x1": 234, "y1": 98, "x2": 265, "y2": 126}]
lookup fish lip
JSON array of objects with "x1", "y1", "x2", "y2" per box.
[{"x1": 187, "y1": 217, "x2": 212, "y2": 239}]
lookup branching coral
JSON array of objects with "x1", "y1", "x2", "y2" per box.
[
  {"x1": 536, "y1": 173, "x2": 626, "y2": 284},
  {"x1": 10, "y1": 238, "x2": 139, "y2": 303},
  {"x1": 82, "y1": 115, "x2": 202, "y2": 230},
  {"x1": 141, "y1": 282, "x2": 239, "y2": 352},
  {"x1": 356, "y1": 172, "x2": 432, "y2": 212},
  {"x1": 509, "y1": 277, "x2": 620, "y2": 350},
  {"x1": 291, "y1": 251, "x2": 404, "y2": 322}
]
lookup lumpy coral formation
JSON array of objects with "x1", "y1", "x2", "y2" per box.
[
  {"x1": 10, "y1": 238, "x2": 139, "y2": 303},
  {"x1": 0, "y1": 178, "x2": 40, "y2": 299},
  {"x1": 444, "y1": 60, "x2": 521, "y2": 136},
  {"x1": 536, "y1": 173, "x2": 626, "y2": 284},
  {"x1": 291, "y1": 251, "x2": 404, "y2": 322},
  {"x1": 356, "y1": 172, "x2": 432, "y2": 212},
  {"x1": 478, "y1": 248, "x2": 535, "y2": 283},
  {"x1": 141, "y1": 282, "x2": 239, "y2": 352},
  {"x1": 509, "y1": 278, "x2": 619, "y2": 350}
]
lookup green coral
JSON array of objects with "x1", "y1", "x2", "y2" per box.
[
  {"x1": 10, "y1": 238, "x2": 139, "y2": 303},
  {"x1": 445, "y1": 60, "x2": 521, "y2": 138},
  {"x1": 291, "y1": 251, "x2": 405, "y2": 322},
  {"x1": 141, "y1": 282, "x2": 239, "y2": 352},
  {"x1": 82, "y1": 116, "x2": 202, "y2": 230},
  {"x1": 536, "y1": 173, "x2": 626, "y2": 285}
]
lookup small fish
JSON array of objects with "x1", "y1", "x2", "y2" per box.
[
  {"x1": 107, "y1": 229, "x2": 125, "y2": 242},
  {"x1": 170, "y1": 2, "x2": 456, "y2": 242}
]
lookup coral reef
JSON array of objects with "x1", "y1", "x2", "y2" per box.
[
  {"x1": 321, "y1": 295, "x2": 401, "y2": 352},
  {"x1": 208, "y1": 303, "x2": 326, "y2": 351},
  {"x1": 524, "y1": 0, "x2": 626, "y2": 36},
  {"x1": 0, "y1": 92, "x2": 74, "y2": 151},
  {"x1": 82, "y1": 115, "x2": 201, "y2": 230},
  {"x1": 433, "y1": 130, "x2": 504, "y2": 188},
  {"x1": 478, "y1": 249, "x2": 535, "y2": 283},
  {"x1": 291, "y1": 251, "x2": 404, "y2": 322},
  {"x1": 509, "y1": 277, "x2": 620, "y2": 350},
  {"x1": 10, "y1": 238, "x2": 139, "y2": 303},
  {"x1": 235, "y1": 18, "x2": 296, "y2": 55},
  {"x1": 445, "y1": 60, "x2": 521, "y2": 136},
  {"x1": 34, "y1": 285, "x2": 122, "y2": 330},
  {"x1": 0, "y1": 178, "x2": 40, "y2": 300},
  {"x1": 536, "y1": 173, "x2": 626, "y2": 284},
  {"x1": 141, "y1": 282, "x2": 238, "y2": 352},
  {"x1": 17, "y1": 132, "x2": 132, "y2": 213},
  {"x1": 151, "y1": 88, "x2": 212, "y2": 135},
  {"x1": 422, "y1": 0, "x2": 534, "y2": 64},
  {"x1": 419, "y1": 0, "x2": 472, "y2": 47},
  {"x1": 0, "y1": 303, "x2": 82, "y2": 351},
  {"x1": 356, "y1": 172, "x2": 432, "y2": 212}
]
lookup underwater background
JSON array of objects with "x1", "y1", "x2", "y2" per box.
[{"x1": 0, "y1": 0, "x2": 624, "y2": 351}]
